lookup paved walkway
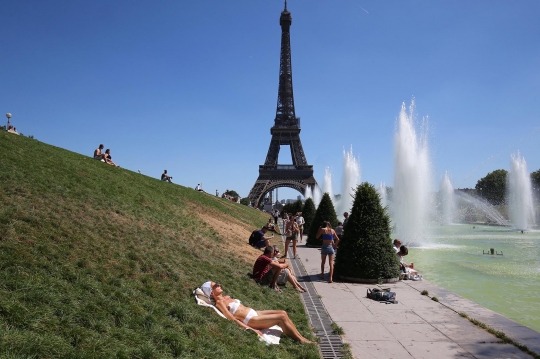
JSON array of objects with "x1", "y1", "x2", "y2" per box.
[{"x1": 289, "y1": 241, "x2": 540, "y2": 359}]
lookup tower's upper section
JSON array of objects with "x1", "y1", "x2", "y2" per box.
[{"x1": 273, "y1": 1, "x2": 298, "y2": 131}]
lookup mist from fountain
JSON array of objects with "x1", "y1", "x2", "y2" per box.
[
  {"x1": 377, "y1": 182, "x2": 388, "y2": 210},
  {"x1": 337, "y1": 147, "x2": 361, "y2": 215},
  {"x1": 323, "y1": 167, "x2": 334, "y2": 205},
  {"x1": 312, "y1": 185, "x2": 322, "y2": 206},
  {"x1": 440, "y1": 172, "x2": 455, "y2": 224},
  {"x1": 304, "y1": 185, "x2": 313, "y2": 201},
  {"x1": 393, "y1": 99, "x2": 432, "y2": 243},
  {"x1": 454, "y1": 192, "x2": 510, "y2": 226},
  {"x1": 508, "y1": 152, "x2": 536, "y2": 230}
]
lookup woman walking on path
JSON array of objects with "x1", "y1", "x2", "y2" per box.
[
  {"x1": 283, "y1": 214, "x2": 300, "y2": 259},
  {"x1": 316, "y1": 221, "x2": 340, "y2": 283}
]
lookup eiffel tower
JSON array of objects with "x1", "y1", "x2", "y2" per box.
[{"x1": 247, "y1": 1, "x2": 318, "y2": 207}]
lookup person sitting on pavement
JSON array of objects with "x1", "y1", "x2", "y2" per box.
[
  {"x1": 93, "y1": 144, "x2": 106, "y2": 161},
  {"x1": 202, "y1": 281, "x2": 313, "y2": 343},
  {"x1": 393, "y1": 239, "x2": 402, "y2": 253},
  {"x1": 271, "y1": 246, "x2": 307, "y2": 292},
  {"x1": 252, "y1": 226, "x2": 274, "y2": 249},
  {"x1": 397, "y1": 245, "x2": 419, "y2": 276},
  {"x1": 161, "y1": 170, "x2": 173, "y2": 183},
  {"x1": 252, "y1": 246, "x2": 289, "y2": 293}
]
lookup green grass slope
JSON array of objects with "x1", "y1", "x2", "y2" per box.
[{"x1": 0, "y1": 131, "x2": 318, "y2": 358}]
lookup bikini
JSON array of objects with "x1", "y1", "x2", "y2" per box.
[
  {"x1": 322, "y1": 232, "x2": 334, "y2": 241},
  {"x1": 228, "y1": 299, "x2": 258, "y2": 325}
]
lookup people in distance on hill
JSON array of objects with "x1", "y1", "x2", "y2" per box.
[
  {"x1": 202, "y1": 281, "x2": 313, "y2": 343},
  {"x1": 283, "y1": 214, "x2": 300, "y2": 259},
  {"x1": 252, "y1": 246, "x2": 289, "y2": 293},
  {"x1": 161, "y1": 170, "x2": 173, "y2": 183},
  {"x1": 316, "y1": 221, "x2": 340, "y2": 283},
  {"x1": 335, "y1": 222, "x2": 344, "y2": 241},
  {"x1": 216, "y1": 189, "x2": 219, "y2": 196},
  {"x1": 251, "y1": 226, "x2": 274, "y2": 249},
  {"x1": 393, "y1": 239, "x2": 402, "y2": 253},
  {"x1": 195, "y1": 183, "x2": 205, "y2": 192},
  {"x1": 295, "y1": 212, "x2": 305, "y2": 243},
  {"x1": 271, "y1": 246, "x2": 307, "y2": 292},
  {"x1": 397, "y1": 245, "x2": 419, "y2": 277},
  {"x1": 104, "y1": 149, "x2": 119, "y2": 167},
  {"x1": 93, "y1": 144, "x2": 106, "y2": 161}
]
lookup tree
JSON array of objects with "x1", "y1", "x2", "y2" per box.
[
  {"x1": 240, "y1": 197, "x2": 250, "y2": 206},
  {"x1": 334, "y1": 183, "x2": 400, "y2": 281},
  {"x1": 225, "y1": 190, "x2": 240, "y2": 201},
  {"x1": 282, "y1": 199, "x2": 303, "y2": 216},
  {"x1": 306, "y1": 193, "x2": 338, "y2": 246},
  {"x1": 531, "y1": 169, "x2": 540, "y2": 198},
  {"x1": 302, "y1": 198, "x2": 316, "y2": 234},
  {"x1": 475, "y1": 169, "x2": 508, "y2": 205}
]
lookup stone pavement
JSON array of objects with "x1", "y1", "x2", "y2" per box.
[{"x1": 289, "y1": 242, "x2": 540, "y2": 359}]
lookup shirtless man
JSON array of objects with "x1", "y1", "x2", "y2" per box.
[{"x1": 93, "y1": 144, "x2": 106, "y2": 161}]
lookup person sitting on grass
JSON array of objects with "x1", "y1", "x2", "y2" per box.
[
  {"x1": 252, "y1": 246, "x2": 289, "y2": 293},
  {"x1": 93, "y1": 144, "x2": 106, "y2": 161},
  {"x1": 161, "y1": 170, "x2": 173, "y2": 183},
  {"x1": 104, "y1": 149, "x2": 119, "y2": 167},
  {"x1": 201, "y1": 281, "x2": 313, "y2": 343},
  {"x1": 271, "y1": 246, "x2": 307, "y2": 292},
  {"x1": 397, "y1": 245, "x2": 418, "y2": 276},
  {"x1": 252, "y1": 226, "x2": 274, "y2": 249}
]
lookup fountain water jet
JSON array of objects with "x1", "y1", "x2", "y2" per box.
[
  {"x1": 338, "y1": 146, "x2": 361, "y2": 215},
  {"x1": 440, "y1": 172, "x2": 455, "y2": 224},
  {"x1": 393, "y1": 99, "x2": 432, "y2": 243},
  {"x1": 323, "y1": 167, "x2": 334, "y2": 205},
  {"x1": 508, "y1": 152, "x2": 536, "y2": 230}
]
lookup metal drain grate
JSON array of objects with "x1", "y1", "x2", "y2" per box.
[{"x1": 288, "y1": 250, "x2": 345, "y2": 359}]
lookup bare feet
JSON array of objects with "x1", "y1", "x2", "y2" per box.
[
  {"x1": 317, "y1": 273, "x2": 324, "y2": 279},
  {"x1": 328, "y1": 280, "x2": 333, "y2": 283}
]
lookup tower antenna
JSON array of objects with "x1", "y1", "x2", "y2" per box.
[{"x1": 284, "y1": 0, "x2": 287, "y2": 11}]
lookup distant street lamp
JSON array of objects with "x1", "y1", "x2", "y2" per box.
[{"x1": 6, "y1": 113, "x2": 11, "y2": 129}]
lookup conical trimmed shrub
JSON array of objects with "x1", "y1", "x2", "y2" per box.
[
  {"x1": 334, "y1": 182, "x2": 400, "y2": 280},
  {"x1": 306, "y1": 193, "x2": 338, "y2": 246},
  {"x1": 302, "y1": 198, "x2": 316, "y2": 234}
]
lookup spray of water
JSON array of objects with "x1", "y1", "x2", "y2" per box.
[
  {"x1": 508, "y1": 152, "x2": 536, "y2": 230},
  {"x1": 338, "y1": 146, "x2": 361, "y2": 215},
  {"x1": 393, "y1": 99, "x2": 432, "y2": 243},
  {"x1": 440, "y1": 172, "x2": 455, "y2": 224},
  {"x1": 377, "y1": 182, "x2": 388, "y2": 210},
  {"x1": 323, "y1": 167, "x2": 334, "y2": 205}
]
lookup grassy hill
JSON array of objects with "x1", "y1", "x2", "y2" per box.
[{"x1": 0, "y1": 131, "x2": 318, "y2": 358}]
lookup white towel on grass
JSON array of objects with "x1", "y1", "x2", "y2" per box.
[{"x1": 193, "y1": 288, "x2": 283, "y2": 345}]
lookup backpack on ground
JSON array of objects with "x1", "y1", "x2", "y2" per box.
[
  {"x1": 248, "y1": 230, "x2": 259, "y2": 246},
  {"x1": 367, "y1": 288, "x2": 398, "y2": 304}
]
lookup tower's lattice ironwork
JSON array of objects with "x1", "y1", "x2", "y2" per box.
[{"x1": 247, "y1": 2, "x2": 318, "y2": 207}]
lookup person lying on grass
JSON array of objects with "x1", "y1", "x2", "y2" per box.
[{"x1": 202, "y1": 281, "x2": 313, "y2": 344}]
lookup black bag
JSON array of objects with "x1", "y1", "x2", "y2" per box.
[
  {"x1": 367, "y1": 288, "x2": 398, "y2": 304},
  {"x1": 248, "y1": 230, "x2": 259, "y2": 246}
]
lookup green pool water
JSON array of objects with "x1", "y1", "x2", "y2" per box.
[{"x1": 403, "y1": 224, "x2": 540, "y2": 332}]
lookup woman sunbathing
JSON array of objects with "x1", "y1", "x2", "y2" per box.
[{"x1": 202, "y1": 281, "x2": 313, "y2": 344}]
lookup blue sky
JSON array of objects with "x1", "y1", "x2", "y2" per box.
[{"x1": 2, "y1": 1, "x2": 539, "y2": 200}]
